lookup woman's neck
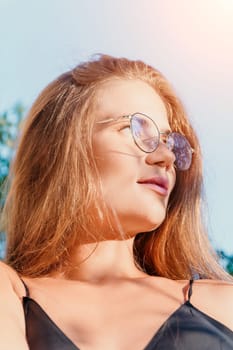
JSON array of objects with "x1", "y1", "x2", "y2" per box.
[{"x1": 65, "y1": 237, "x2": 148, "y2": 283}]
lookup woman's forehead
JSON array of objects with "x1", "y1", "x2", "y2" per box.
[{"x1": 94, "y1": 78, "x2": 170, "y2": 129}]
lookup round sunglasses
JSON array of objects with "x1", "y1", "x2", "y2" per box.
[{"x1": 96, "y1": 112, "x2": 194, "y2": 171}]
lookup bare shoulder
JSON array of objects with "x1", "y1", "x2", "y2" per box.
[
  {"x1": 0, "y1": 260, "x2": 29, "y2": 349},
  {"x1": 191, "y1": 278, "x2": 233, "y2": 331},
  {"x1": 192, "y1": 278, "x2": 233, "y2": 304},
  {"x1": 0, "y1": 260, "x2": 26, "y2": 297}
]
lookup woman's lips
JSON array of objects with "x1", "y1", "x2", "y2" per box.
[{"x1": 137, "y1": 176, "x2": 169, "y2": 196}]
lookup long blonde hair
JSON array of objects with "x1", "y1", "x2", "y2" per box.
[{"x1": 2, "y1": 54, "x2": 230, "y2": 280}]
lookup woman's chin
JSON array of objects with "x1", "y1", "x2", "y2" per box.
[{"x1": 126, "y1": 216, "x2": 165, "y2": 236}]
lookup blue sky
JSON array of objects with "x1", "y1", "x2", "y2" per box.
[{"x1": 0, "y1": 0, "x2": 233, "y2": 253}]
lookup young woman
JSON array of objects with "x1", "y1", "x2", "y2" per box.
[{"x1": 1, "y1": 54, "x2": 233, "y2": 350}]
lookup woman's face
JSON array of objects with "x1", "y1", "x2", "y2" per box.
[{"x1": 93, "y1": 79, "x2": 176, "y2": 236}]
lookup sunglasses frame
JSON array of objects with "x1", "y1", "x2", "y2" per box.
[{"x1": 96, "y1": 112, "x2": 194, "y2": 170}]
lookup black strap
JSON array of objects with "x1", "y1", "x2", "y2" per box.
[
  {"x1": 188, "y1": 279, "x2": 194, "y2": 301},
  {"x1": 188, "y1": 273, "x2": 200, "y2": 302},
  {"x1": 20, "y1": 278, "x2": 30, "y2": 297}
]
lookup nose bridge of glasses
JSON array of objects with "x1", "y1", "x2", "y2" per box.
[
  {"x1": 156, "y1": 133, "x2": 177, "y2": 168},
  {"x1": 159, "y1": 132, "x2": 173, "y2": 151}
]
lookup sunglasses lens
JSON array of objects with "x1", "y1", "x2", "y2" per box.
[
  {"x1": 131, "y1": 114, "x2": 159, "y2": 152},
  {"x1": 169, "y1": 133, "x2": 193, "y2": 170},
  {"x1": 130, "y1": 114, "x2": 193, "y2": 171}
]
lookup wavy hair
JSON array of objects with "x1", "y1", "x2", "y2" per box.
[{"x1": 2, "y1": 54, "x2": 230, "y2": 280}]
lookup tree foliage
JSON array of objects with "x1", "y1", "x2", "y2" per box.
[
  {"x1": 0, "y1": 103, "x2": 24, "y2": 207},
  {"x1": 218, "y1": 250, "x2": 233, "y2": 276},
  {"x1": 0, "y1": 103, "x2": 24, "y2": 258}
]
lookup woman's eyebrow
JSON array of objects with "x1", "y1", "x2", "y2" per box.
[
  {"x1": 96, "y1": 115, "x2": 126, "y2": 124},
  {"x1": 96, "y1": 117, "x2": 116, "y2": 124}
]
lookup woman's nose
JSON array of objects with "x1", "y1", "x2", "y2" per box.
[{"x1": 145, "y1": 142, "x2": 176, "y2": 169}]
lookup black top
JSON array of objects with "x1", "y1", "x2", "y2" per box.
[{"x1": 22, "y1": 278, "x2": 233, "y2": 350}]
